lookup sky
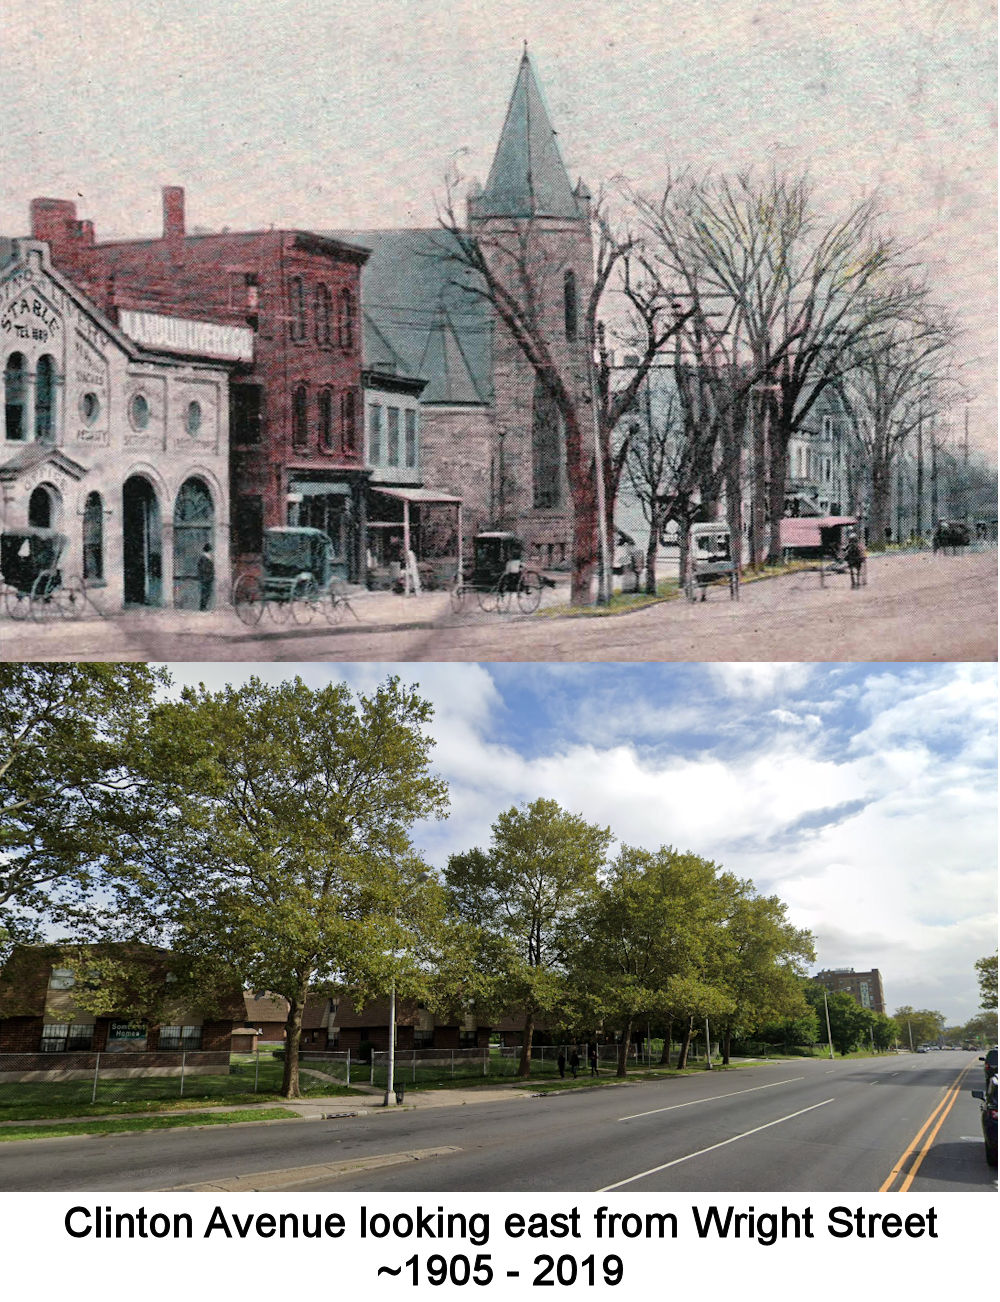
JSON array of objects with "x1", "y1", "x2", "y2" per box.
[
  {"x1": 1, "y1": 0, "x2": 995, "y2": 454},
  {"x1": 160, "y1": 660, "x2": 997, "y2": 1029}
]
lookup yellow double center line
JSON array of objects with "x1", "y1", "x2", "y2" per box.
[{"x1": 879, "y1": 1062, "x2": 975, "y2": 1192}]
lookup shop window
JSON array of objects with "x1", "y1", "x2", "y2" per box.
[
  {"x1": 315, "y1": 283, "x2": 332, "y2": 345},
  {"x1": 387, "y1": 407, "x2": 400, "y2": 466},
  {"x1": 405, "y1": 409, "x2": 418, "y2": 469},
  {"x1": 563, "y1": 269, "x2": 578, "y2": 341},
  {"x1": 35, "y1": 354, "x2": 56, "y2": 442},
  {"x1": 158, "y1": 1025, "x2": 203, "y2": 1051},
  {"x1": 318, "y1": 387, "x2": 334, "y2": 451},
  {"x1": 83, "y1": 492, "x2": 104, "y2": 583},
  {"x1": 369, "y1": 403, "x2": 383, "y2": 464},
  {"x1": 339, "y1": 288, "x2": 354, "y2": 351},
  {"x1": 289, "y1": 276, "x2": 307, "y2": 342},
  {"x1": 292, "y1": 384, "x2": 308, "y2": 448},
  {"x1": 4, "y1": 352, "x2": 27, "y2": 441},
  {"x1": 233, "y1": 495, "x2": 264, "y2": 554},
  {"x1": 341, "y1": 390, "x2": 357, "y2": 453},
  {"x1": 230, "y1": 384, "x2": 262, "y2": 445}
]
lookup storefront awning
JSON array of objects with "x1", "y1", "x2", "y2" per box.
[{"x1": 371, "y1": 486, "x2": 462, "y2": 505}]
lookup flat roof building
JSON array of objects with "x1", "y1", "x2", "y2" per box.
[{"x1": 813, "y1": 968, "x2": 886, "y2": 1015}]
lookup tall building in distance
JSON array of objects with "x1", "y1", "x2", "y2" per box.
[{"x1": 813, "y1": 968, "x2": 886, "y2": 1016}]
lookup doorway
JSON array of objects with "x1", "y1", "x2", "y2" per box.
[
  {"x1": 122, "y1": 475, "x2": 162, "y2": 605},
  {"x1": 172, "y1": 477, "x2": 214, "y2": 609}
]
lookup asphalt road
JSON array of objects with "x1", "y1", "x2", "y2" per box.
[
  {"x1": 2, "y1": 1052, "x2": 992, "y2": 1194},
  {"x1": 0, "y1": 549, "x2": 995, "y2": 662}
]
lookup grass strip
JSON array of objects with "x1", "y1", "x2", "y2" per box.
[{"x1": 0, "y1": 1107, "x2": 299, "y2": 1142}]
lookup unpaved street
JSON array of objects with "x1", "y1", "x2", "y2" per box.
[{"x1": 1, "y1": 549, "x2": 995, "y2": 663}]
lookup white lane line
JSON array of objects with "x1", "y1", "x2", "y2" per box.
[
  {"x1": 599, "y1": 1098, "x2": 835, "y2": 1191},
  {"x1": 619, "y1": 1076, "x2": 806, "y2": 1121}
]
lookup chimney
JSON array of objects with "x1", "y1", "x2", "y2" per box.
[
  {"x1": 30, "y1": 198, "x2": 77, "y2": 249},
  {"x1": 162, "y1": 186, "x2": 185, "y2": 253}
]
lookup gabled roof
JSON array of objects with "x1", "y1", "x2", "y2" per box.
[
  {"x1": 0, "y1": 444, "x2": 88, "y2": 484},
  {"x1": 327, "y1": 229, "x2": 493, "y2": 407},
  {"x1": 476, "y1": 51, "x2": 583, "y2": 220}
]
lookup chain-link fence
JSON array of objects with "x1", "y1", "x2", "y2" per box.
[{"x1": 0, "y1": 1048, "x2": 322, "y2": 1110}]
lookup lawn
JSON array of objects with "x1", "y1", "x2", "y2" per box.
[{"x1": 0, "y1": 1107, "x2": 299, "y2": 1142}]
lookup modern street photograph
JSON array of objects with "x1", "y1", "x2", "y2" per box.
[
  {"x1": 1, "y1": 661, "x2": 995, "y2": 1197},
  {"x1": 0, "y1": 0, "x2": 995, "y2": 663}
]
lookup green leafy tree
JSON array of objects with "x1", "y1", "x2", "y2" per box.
[
  {"x1": 0, "y1": 664, "x2": 165, "y2": 953},
  {"x1": 975, "y1": 953, "x2": 998, "y2": 1010},
  {"x1": 805, "y1": 985, "x2": 872, "y2": 1054},
  {"x1": 445, "y1": 799, "x2": 612, "y2": 1076},
  {"x1": 961, "y1": 1010, "x2": 998, "y2": 1047},
  {"x1": 891, "y1": 1005, "x2": 946, "y2": 1050},
  {"x1": 710, "y1": 879, "x2": 815, "y2": 1064},
  {"x1": 570, "y1": 845, "x2": 729, "y2": 1077},
  {"x1": 105, "y1": 675, "x2": 448, "y2": 1098}
]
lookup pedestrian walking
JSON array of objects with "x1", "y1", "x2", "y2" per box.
[
  {"x1": 569, "y1": 1049, "x2": 580, "y2": 1078},
  {"x1": 589, "y1": 1044, "x2": 598, "y2": 1076},
  {"x1": 197, "y1": 542, "x2": 215, "y2": 611},
  {"x1": 557, "y1": 1050, "x2": 566, "y2": 1079}
]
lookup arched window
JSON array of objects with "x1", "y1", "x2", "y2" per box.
[
  {"x1": 532, "y1": 374, "x2": 562, "y2": 509},
  {"x1": 29, "y1": 484, "x2": 55, "y2": 528},
  {"x1": 318, "y1": 387, "x2": 333, "y2": 450},
  {"x1": 338, "y1": 288, "x2": 354, "y2": 351},
  {"x1": 292, "y1": 384, "x2": 308, "y2": 447},
  {"x1": 289, "y1": 276, "x2": 306, "y2": 341},
  {"x1": 563, "y1": 269, "x2": 578, "y2": 342},
  {"x1": 4, "y1": 352, "x2": 27, "y2": 441},
  {"x1": 83, "y1": 492, "x2": 104, "y2": 582},
  {"x1": 341, "y1": 390, "x2": 357, "y2": 453},
  {"x1": 35, "y1": 355, "x2": 56, "y2": 442},
  {"x1": 315, "y1": 284, "x2": 332, "y2": 345}
]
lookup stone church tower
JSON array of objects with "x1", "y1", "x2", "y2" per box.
[{"x1": 468, "y1": 50, "x2": 594, "y2": 571}]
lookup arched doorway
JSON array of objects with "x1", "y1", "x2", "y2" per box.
[
  {"x1": 122, "y1": 475, "x2": 162, "y2": 606},
  {"x1": 28, "y1": 483, "x2": 61, "y2": 529},
  {"x1": 172, "y1": 477, "x2": 214, "y2": 609}
]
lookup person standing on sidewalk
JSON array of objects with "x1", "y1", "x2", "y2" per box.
[{"x1": 197, "y1": 543, "x2": 215, "y2": 611}]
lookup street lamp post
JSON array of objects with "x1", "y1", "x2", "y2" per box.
[
  {"x1": 384, "y1": 870, "x2": 431, "y2": 1107},
  {"x1": 822, "y1": 988, "x2": 835, "y2": 1061}
]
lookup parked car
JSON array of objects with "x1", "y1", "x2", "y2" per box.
[
  {"x1": 980, "y1": 1047, "x2": 998, "y2": 1085},
  {"x1": 970, "y1": 1074, "x2": 998, "y2": 1167}
]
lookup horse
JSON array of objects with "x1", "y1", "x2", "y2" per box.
[{"x1": 844, "y1": 535, "x2": 866, "y2": 588}]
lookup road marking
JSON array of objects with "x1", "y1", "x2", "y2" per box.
[
  {"x1": 619, "y1": 1077, "x2": 805, "y2": 1121},
  {"x1": 167, "y1": 1146, "x2": 462, "y2": 1192},
  {"x1": 598, "y1": 1098, "x2": 834, "y2": 1191},
  {"x1": 879, "y1": 1063, "x2": 975, "y2": 1192}
]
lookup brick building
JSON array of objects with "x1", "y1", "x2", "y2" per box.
[
  {"x1": 1, "y1": 238, "x2": 232, "y2": 611},
  {"x1": 813, "y1": 967, "x2": 886, "y2": 1015},
  {"x1": 336, "y1": 49, "x2": 595, "y2": 573},
  {"x1": 30, "y1": 188, "x2": 371, "y2": 582},
  {"x1": 0, "y1": 944, "x2": 243, "y2": 1069}
]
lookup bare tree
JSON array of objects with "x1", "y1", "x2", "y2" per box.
[
  {"x1": 839, "y1": 308, "x2": 956, "y2": 549},
  {"x1": 433, "y1": 178, "x2": 685, "y2": 604}
]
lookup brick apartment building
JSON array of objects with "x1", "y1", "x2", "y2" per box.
[
  {"x1": 813, "y1": 967, "x2": 886, "y2": 1015},
  {"x1": 31, "y1": 188, "x2": 372, "y2": 582}
]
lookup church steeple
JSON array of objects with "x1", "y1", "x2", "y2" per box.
[{"x1": 475, "y1": 50, "x2": 582, "y2": 220}]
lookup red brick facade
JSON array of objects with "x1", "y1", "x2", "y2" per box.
[{"x1": 31, "y1": 189, "x2": 371, "y2": 580}]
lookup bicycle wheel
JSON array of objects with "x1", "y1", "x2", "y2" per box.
[
  {"x1": 5, "y1": 586, "x2": 30, "y2": 620},
  {"x1": 30, "y1": 571, "x2": 60, "y2": 622},
  {"x1": 476, "y1": 583, "x2": 498, "y2": 613},
  {"x1": 57, "y1": 575, "x2": 87, "y2": 619},
  {"x1": 449, "y1": 580, "x2": 466, "y2": 613},
  {"x1": 232, "y1": 572, "x2": 264, "y2": 626},
  {"x1": 516, "y1": 569, "x2": 542, "y2": 613},
  {"x1": 290, "y1": 576, "x2": 318, "y2": 624}
]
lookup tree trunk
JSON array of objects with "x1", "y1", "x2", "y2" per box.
[
  {"x1": 722, "y1": 1028, "x2": 732, "y2": 1066},
  {"x1": 518, "y1": 1010, "x2": 535, "y2": 1078},
  {"x1": 869, "y1": 460, "x2": 893, "y2": 551},
  {"x1": 767, "y1": 422, "x2": 791, "y2": 564},
  {"x1": 644, "y1": 513, "x2": 660, "y2": 594},
  {"x1": 563, "y1": 404, "x2": 599, "y2": 605},
  {"x1": 617, "y1": 1021, "x2": 632, "y2": 1078},
  {"x1": 281, "y1": 991, "x2": 307, "y2": 1098},
  {"x1": 675, "y1": 1018, "x2": 693, "y2": 1069},
  {"x1": 659, "y1": 1019, "x2": 672, "y2": 1065}
]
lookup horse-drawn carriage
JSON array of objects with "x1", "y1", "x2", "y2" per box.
[
  {"x1": 231, "y1": 527, "x2": 355, "y2": 626},
  {"x1": 1, "y1": 527, "x2": 88, "y2": 620},
  {"x1": 780, "y1": 516, "x2": 866, "y2": 587},
  {"x1": 685, "y1": 523, "x2": 740, "y2": 602},
  {"x1": 449, "y1": 531, "x2": 549, "y2": 613},
  {"x1": 932, "y1": 520, "x2": 971, "y2": 553}
]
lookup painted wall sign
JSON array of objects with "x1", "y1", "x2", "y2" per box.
[{"x1": 119, "y1": 309, "x2": 253, "y2": 362}]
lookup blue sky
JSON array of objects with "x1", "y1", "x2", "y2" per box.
[{"x1": 162, "y1": 662, "x2": 997, "y2": 1026}]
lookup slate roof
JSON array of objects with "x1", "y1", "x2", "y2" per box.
[
  {"x1": 328, "y1": 228, "x2": 492, "y2": 406},
  {"x1": 475, "y1": 51, "x2": 584, "y2": 221}
]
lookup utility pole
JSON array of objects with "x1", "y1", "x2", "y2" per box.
[
  {"x1": 822, "y1": 988, "x2": 835, "y2": 1061},
  {"x1": 915, "y1": 402, "x2": 924, "y2": 544}
]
